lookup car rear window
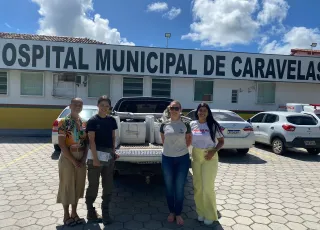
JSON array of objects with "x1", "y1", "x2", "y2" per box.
[
  {"x1": 286, "y1": 115, "x2": 317, "y2": 125},
  {"x1": 118, "y1": 101, "x2": 171, "y2": 113},
  {"x1": 212, "y1": 112, "x2": 244, "y2": 122},
  {"x1": 59, "y1": 109, "x2": 97, "y2": 120}
]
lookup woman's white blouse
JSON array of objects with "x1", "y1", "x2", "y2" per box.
[{"x1": 190, "y1": 120, "x2": 223, "y2": 149}]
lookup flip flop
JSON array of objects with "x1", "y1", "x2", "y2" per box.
[
  {"x1": 73, "y1": 215, "x2": 86, "y2": 225},
  {"x1": 64, "y1": 218, "x2": 76, "y2": 227}
]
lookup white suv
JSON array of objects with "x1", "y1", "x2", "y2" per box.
[
  {"x1": 248, "y1": 111, "x2": 320, "y2": 155},
  {"x1": 301, "y1": 111, "x2": 320, "y2": 122}
]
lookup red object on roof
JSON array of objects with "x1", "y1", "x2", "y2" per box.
[
  {"x1": 291, "y1": 48, "x2": 320, "y2": 56},
  {"x1": 0, "y1": 32, "x2": 106, "y2": 45}
]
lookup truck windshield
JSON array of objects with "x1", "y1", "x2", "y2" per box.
[{"x1": 118, "y1": 101, "x2": 171, "y2": 113}]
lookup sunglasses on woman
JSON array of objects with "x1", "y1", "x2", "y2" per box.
[{"x1": 170, "y1": 107, "x2": 180, "y2": 111}]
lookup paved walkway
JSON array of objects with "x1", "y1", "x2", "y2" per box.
[{"x1": 0, "y1": 137, "x2": 319, "y2": 230}]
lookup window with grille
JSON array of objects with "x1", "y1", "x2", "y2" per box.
[
  {"x1": 0, "y1": 72, "x2": 8, "y2": 95},
  {"x1": 231, "y1": 90, "x2": 238, "y2": 103},
  {"x1": 194, "y1": 80, "x2": 214, "y2": 101},
  {"x1": 152, "y1": 78, "x2": 171, "y2": 97},
  {"x1": 52, "y1": 73, "x2": 76, "y2": 98},
  {"x1": 88, "y1": 75, "x2": 111, "y2": 98},
  {"x1": 256, "y1": 82, "x2": 276, "y2": 104},
  {"x1": 123, "y1": 77, "x2": 143, "y2": 97},
  {"x1": 21, "y1": 72, "x2": 44, "y2": 96}
]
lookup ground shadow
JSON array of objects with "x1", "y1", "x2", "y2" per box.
[
  {"x1": 53, "y1": 173, "x2": 223, "y2": 230},
  {"x1": 114, "y1": 174, "x2": 165, "y2": 194},
  {"x1": 0, "y1": 136, "x2": 50, "y2": 144},
  {"x1": 218, "y1": 150, "x2": 267, "y2": 164},
  {"x1": 56, "y1": 222, "x2": 102, "y2": 230},
  {"x1": 55, "y1": 218, "x2": 225, "y2": 230},
  {"x1": 254, "y1": 143, "x2": 320, "y2": 162}
]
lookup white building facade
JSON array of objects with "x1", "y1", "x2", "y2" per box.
[
  {"x1": 0, "y1": 33, "x2": 320, "y2": 132},
  {"x1": 2, "y1": 71, "x2": 320, "y2": 111}
]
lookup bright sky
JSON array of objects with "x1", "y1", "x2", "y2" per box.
[{"x1": 0, "y1": 0, "x2": 319, "y2": 55}]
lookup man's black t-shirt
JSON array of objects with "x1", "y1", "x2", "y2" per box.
[{"x1": 86, "y1": 114, "x2": 118, "y2": 150}]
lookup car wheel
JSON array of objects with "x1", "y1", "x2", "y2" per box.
[
  {"x1": 236, "y1": 148, "x2": 249, "y2": 155},
  {"x1": 54, "y1": 144, "x2": 61, "y2": 152},
  {"x1": 306, "y1": 148, "x2": 320, "y2": 155},
  {"x1": 271, "y1": 138, "x2": 285, "y2": 155}
]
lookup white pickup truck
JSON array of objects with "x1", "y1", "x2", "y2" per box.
[{"x1": 111, "y1": 96, "x2": 191, "y2": 184}]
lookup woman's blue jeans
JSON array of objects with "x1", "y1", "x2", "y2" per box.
[{"x1": 161, "y1": 153, "x2": 190, "y2": 216}]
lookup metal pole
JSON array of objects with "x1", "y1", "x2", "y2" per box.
[{"x1": 166, "y1": 37, "x2": 168, "y2": 48}]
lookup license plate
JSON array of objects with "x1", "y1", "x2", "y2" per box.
[
  {"x1": 227, "y1": 130, "x2": 240, "y2": 134},
  {"x1": 304, "y1": 141, "x2": 316, "y2": 146}
]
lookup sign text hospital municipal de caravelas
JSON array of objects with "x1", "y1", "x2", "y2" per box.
[{"x1": 1, "y1": 39, "x2": 320, "y2": 84}]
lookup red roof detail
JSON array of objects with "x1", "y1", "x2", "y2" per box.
[
  {"x1": 0, "y1": 32, "x2": 106, "y2": 45},
  {"x1": 291, "y1": 48, "x2": 320, "y2": 54}
]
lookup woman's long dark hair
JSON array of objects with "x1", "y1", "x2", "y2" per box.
[{"x1": 195, "y1": 103, "x2": 223, "y2": 142}]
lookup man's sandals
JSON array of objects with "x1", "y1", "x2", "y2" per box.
[
  {"x1": 64, "y1": 215, "x2": 86, "y2": 226},
  {"x1": 73, "y1": 215, "x2": 86, "y2": 225},
  {"x1": 64, "y1": 218, "x2": 76, "y2": 227}
]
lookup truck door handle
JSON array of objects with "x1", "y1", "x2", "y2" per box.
[
  {"x1": 257, "y1": 126, "x2": 259, "y2": 128},
  {"x1": 270, "y1": 127, "x2": 274, "y2": 130}
]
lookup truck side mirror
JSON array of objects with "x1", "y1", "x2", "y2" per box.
[{"x1": 247, "y1": 118, "x2": 251, "y2": 123}]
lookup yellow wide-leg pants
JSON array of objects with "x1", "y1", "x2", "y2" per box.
[{"x1": 191, "y1": 147, "x2": 219, "y2": 221}]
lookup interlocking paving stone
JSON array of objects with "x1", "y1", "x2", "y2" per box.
[
  {"x1": 219, "y1": 217, "x2": 236, "y2": 226},
  {"x1": 251, "y1": 215, "x2": 271, "y2": 224},
  {"x1": 232, "y1": 224, "x2": 252, "y2": 230},
  {"x1": 236, "y1": 210, "x2": 254, "y2": 218},
  {"x1": 15, "y1": 216, "x2": 37, "y2": 227},
  {"x1": 286, "y1": 222, "x2": 308, "y2": 230},
  {"x1": 303, "y1": 221, "x2": 320, "y2": 230},
  {"x1": 269, "y1": 223, "x2": 291, "y2": 230},
  {"x1": 1, "y1": 137, "x2": 320, "y2": 230},
  {"x1": 251, "y1": 223, "x2": 272, "y2": 230},
  {"x1": 234, "y1": 216, "x2": 253, "y2": 225},
  {"x1": 268, "y1": 214, "x2": 288, "y2": 224}
]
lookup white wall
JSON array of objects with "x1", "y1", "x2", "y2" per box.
[{"x1": 1, "y1": 69, "x2": 320, "y2": 111}]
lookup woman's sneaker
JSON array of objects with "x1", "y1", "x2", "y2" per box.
[
  {"x1": 204, "y1": 219, "x2": 214, "y2": 225},
  {"x1": 197, "y1": 216, "x2": 204, "y2": 221}
]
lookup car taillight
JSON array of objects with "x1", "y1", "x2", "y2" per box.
[
  {"x1": 243, "y1": 126, "x2": 253, "y2": 132},
  {"x1": 52, "y1": 120, "x2": 59, "y2": 132},
  {"x1": 282, "y1": 124, "x2": 295, "y2": 131},
  {"x1": 220, "y1": 126, "x2": 225, "y2": 132}
]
